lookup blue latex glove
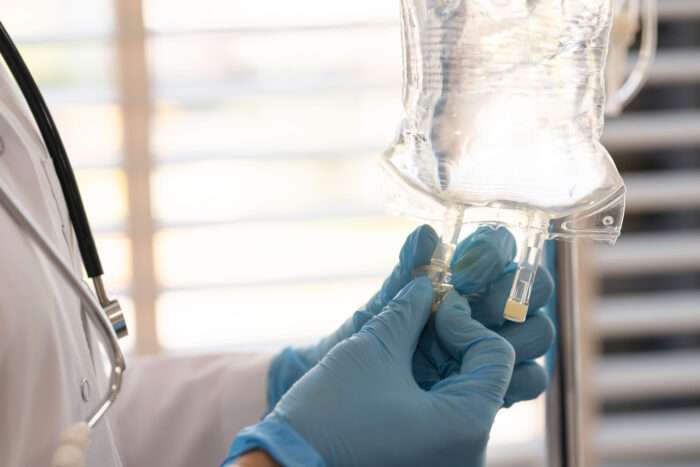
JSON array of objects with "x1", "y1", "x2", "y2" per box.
[
  {"x1": 225, "y1": 278, "x2": 515, "y2": 467},
  {"x1": 267, "y1": 225, "x2": 438, "y2": 408},
  {"x1": 416, "y1": 226, "x2": 556, "y2": 406},
  {"x1": 269, "y1": 225, "x2": 555, "y2": 410}
]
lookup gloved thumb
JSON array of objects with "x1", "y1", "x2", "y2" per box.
[
  {"x1": 310, "y1": 225, "x2": 437, "y2": 361},
  {"x1": 434, "y1": 291, "x2": 514, "y2": 403},
  {"x1": 364, "y1": 225, "x2": 438, "y2": 316},
  {"x1": 360, "y1": 276, "x2": 434, "y2": 357}
]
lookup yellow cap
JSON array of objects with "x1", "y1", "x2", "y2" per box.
[{"x1": 504, "y1": 300, "x2": 528, "y2": 323}]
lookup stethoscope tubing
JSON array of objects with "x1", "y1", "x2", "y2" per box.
[
  {"x1": 0, "y1": 20, "x2": 103, "y2": 278},
  {"x1": 0, "y1": 176, "x2": 125, "y2": 428}
]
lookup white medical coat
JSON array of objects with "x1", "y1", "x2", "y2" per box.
[{"x1": 0, "y1": 67, "x2": 273, "y2": 466}]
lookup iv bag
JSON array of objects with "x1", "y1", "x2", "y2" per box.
[{"x1": 383, "y1": 0, "x2": 625, "y2": 244}]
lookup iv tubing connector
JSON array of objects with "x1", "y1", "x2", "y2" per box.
[
  {"x1": 504, "y1": 213, "x2": 548, "y2": 323},
  {"x1": 414, "y1": 204, "x2": 464, "y2": 311}
]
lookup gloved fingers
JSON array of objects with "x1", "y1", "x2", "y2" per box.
[
  {"x1": 307, "y1": 310, "x2": 371, "y2": 364},
  {"x1": 413, "y1": 346, "x2": 443, "y2": 390},
  {"x1": 503, "y1": 361, "x2": 548, "y2": 407},
  {"x1": 414, "y1": 314, "x2": 460, "y2": 390},
  {"x1": 433, "y1": 291, "x2": 515, "y2": 399},
  {"x1": 364, "y1": 224, "x2": 438, "y2": 316},
  {"x1": 359, "y1": 277, "x2": 434, "y2": 357},
  {"x1": 451, "y1": 227, "x2": 517, "y2": 295},
  {"x1": 470, "y1": 266, "x2": 555, "y2": 328},
  {"x1": 494, "y1": 312, "x2": 555, "y2": 363},
  {"x1": 313, "y1": 225, "x2": 438, "y2": 359}
]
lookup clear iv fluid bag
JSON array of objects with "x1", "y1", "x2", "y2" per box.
[
  {"x1": 382, "y1": 0, "x2": 625, "y2": 320},
  {"x1": 384, "y1": 0, "x2": 624, "y2": 234}
]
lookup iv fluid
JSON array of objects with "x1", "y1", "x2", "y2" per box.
[
  {"x1": 383, "y1": 0, "x2": 626, "y2": 320},
  {"x1": 385, "y1": 0, "x2": 625, "y2": 223}
]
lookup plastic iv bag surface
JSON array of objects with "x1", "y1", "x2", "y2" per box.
[{"x1": 383, "y1": 0, "x2": 625, "y2": 243}]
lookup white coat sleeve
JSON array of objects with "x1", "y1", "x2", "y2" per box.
[{"x1": 110, "y1": 351, "x2": 275, "y2": 467}]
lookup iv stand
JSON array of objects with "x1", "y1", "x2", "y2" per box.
[
  {"x1": 546, "y1": 3, "x2": 657, "y2": 463},
  {"x1": 546, "y1": 241, "x2": 585, "y2": 467}
]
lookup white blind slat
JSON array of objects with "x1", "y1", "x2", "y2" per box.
[
  {"x1": 602, "y1": 110, "x2": 700, "y2": 152},
  {"x1": 596, "y1": 292, "x2": 700, "y2": 338},
  {"x1": 597, "y1": 351, "x2": 700, "y2": 401},
  {"x1": 594, "y1": 231, "x2": 700, "y2": 276},
  {"x1": 640, "y1": 48, "x2": 700, "y2": 86},
  {"x1": 624, "y1": 170, "x2": 700, "y2": 213},
  {"x1": 596, "y1": 409, "x2": 700, "y2": 461},
  {"x1": 658, "y1": 0, "x2": 700, "y2": 21}
]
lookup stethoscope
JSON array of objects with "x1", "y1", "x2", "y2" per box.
[{"x1": 0, "y1": 21, "x2": 127, "y2": 467}]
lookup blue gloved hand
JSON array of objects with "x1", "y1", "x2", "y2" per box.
[
  {"x1": 267, "y1": 225, "x2": 438, "y2": 409},
  {"x1": 225, "y1": 278, "x2": 515, "y2": 467},
  {"x1": 269, "y1": 225, "x2": 555, "y2": 410},
  {"x1": 415, "y1": 226, "x2": 555, "y2": 406}
]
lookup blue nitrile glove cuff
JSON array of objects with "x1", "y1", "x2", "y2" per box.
[
  {"x1": 222, "y1": 419, "x2": 326, "y2": 467},
  {"x1": 268, "y1": 348, "x2": 309, "y2": 413}
]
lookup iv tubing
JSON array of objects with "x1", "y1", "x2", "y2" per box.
[
  {"x1": 504, "y1": 213, "x2": 548, "y2": 322},
  {"x1": 419, "y1": 203, "x2": 465, "y2": 309}
]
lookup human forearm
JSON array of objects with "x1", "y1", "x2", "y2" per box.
[{"x1": 233, "y1": 450, "x2": 281, "y2": 467}]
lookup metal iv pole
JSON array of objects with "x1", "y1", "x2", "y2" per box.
[
  {"x1": 546, "y1": 241, "x2": 585, "y2": 467},
  {"x1": 545, "y1": 3, "x2": 657, "y2": 464}
]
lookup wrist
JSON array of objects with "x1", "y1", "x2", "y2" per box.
[
  {"x1": 223, "y1": 419, "x2": 325, "y2": 467},
  {"x1": 232, "y1": 450, "x2": 281, "y2": 467}
]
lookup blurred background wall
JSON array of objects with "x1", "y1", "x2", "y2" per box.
[{"x1": 1, "y1": 0, "x2": 698, "y2": 465}]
